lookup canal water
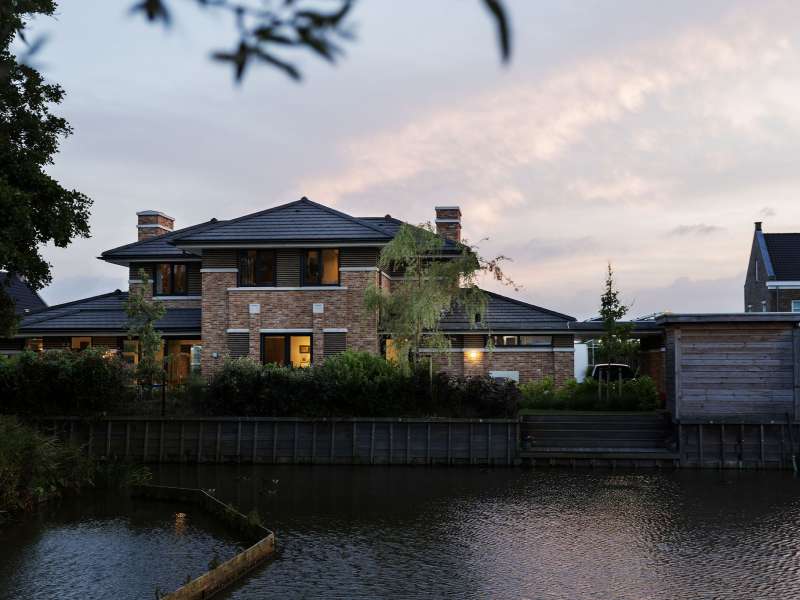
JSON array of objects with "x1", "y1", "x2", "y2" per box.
[{"x1": 3, "y1": 467, "x2": 800, "y2": 599}]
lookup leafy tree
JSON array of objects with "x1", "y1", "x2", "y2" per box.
[
  {"x1": 126, "y1": 269, "x2": 166, "y2": 393},
  {"x1": 597, "y1": 263, "x2": 639, "y2": 398},
  {"x1": 131, "y1": 0, "x2": 511, "y2": 82},
  {"x1": 364, "y1": 223, "x2": 513, "y2": 370},
  {"x1": 0, "y1": 0, "x2": 92, "y2": 336}
]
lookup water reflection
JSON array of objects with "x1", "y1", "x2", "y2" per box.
[{"x1": 151, "y1": 466, "x2": 800, "y2": 600}]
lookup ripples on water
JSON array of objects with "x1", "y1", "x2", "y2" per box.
[
  {"x1": 150, "y1": 466, "x2": 800, "y2": 600},
  {"x1": 0, "y1": 493, "x2": 244, "y2": 600}
]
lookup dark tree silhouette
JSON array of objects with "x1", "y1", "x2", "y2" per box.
[{"x1": 0, "y1": 1, "x2": 92, "y2": 336}]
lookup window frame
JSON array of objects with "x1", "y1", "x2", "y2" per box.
[
  {"x1": 153, "y1": 263, "x2": 189, "y2": 296},
  {"x1": 490, "y1": 334, "x2": 553, "y2": 347},
  {"x1": 302, "y1": 248, "x2": 340, "y2": 287},
  {"x1": 237, "y1": 249, "x2": 277, "y2": 287},
  {"x1": 260, "y1": 333, "x2": 313, "y2": 367}
]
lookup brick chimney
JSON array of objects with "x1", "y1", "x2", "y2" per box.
[
  {"x1": 137, "y1": 210, "x2": 174, "y2": 241},
  {"x1": 755, "y1": 221, "x2": 762, "y2": 231},
  {"x1": 435, "y1": 206, "x2": 461, "y2": 242}
]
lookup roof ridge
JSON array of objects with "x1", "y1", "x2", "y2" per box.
[
  {"x1": 482, "y1": 289, "x2": 577, "y2": 322},
  {"x1": 170, "y1": 197, "x2": 394, "y2": 243},
  {"x1": 102, "y1": 219, "x2": 223, "y2": 257}
]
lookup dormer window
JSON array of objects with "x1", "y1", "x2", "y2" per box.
[
  {"x1": 155, "y1": 263, "x2": 187, "y2": 296},
  {"x1": 303, "y1": 249, "x2": 339, "y2": 286},
  {"x1": 239, "y1": 250, "x2": 276, "y2": 287}
]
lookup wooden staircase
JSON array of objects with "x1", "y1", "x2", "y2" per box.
[{"x1": 518, "y1": 413, "x2": 678, "y2": 468}]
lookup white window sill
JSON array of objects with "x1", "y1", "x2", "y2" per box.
[{"x1": 227, "y1": 286, "x2": 348, "y2": 291}]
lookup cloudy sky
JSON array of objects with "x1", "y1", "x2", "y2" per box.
[{"x1": 22, "y1": 0, "x2": 800, "y2": 318}]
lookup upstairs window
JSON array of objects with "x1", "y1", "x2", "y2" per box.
[
  {"x1": 155, "y1": 263, "x2": 187, "y2": 296},
  {"x1": 792, "y1": 300, "x2": 800, "y2": 313},
  {"x1": 239, "y1": 250, "x2": 276, "y2": 286},
  {"x1": 304, "y1": 249, "x2": 339, "y2": 286}
]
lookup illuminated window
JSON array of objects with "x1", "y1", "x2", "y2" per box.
[
  {"x1": 262, "y1": 334, "x2": 312, "y2": 368},
  {"x1": 304, "y1": 249, "x2": 339, "y2": 286}
]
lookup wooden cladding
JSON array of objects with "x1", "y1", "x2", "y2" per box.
[
  {"x1": 227, "y1": 332, "x2": 249, "y2": 359},
  {"x1": 323, "y1": 332, "x2": 347, "y2": 357}
]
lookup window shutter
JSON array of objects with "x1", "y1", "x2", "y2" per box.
[
  {"x1": 323, "y1": 332, "x2": 347, "y2": 357},
  {"x1": 227, "y1": 332, "x2": 250, "y2": 358}
]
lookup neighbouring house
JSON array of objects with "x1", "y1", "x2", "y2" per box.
[
  {"x1": 744, "y1": 221, "x2": 800, "y2": 313},
  {"x1": 0, "y1": 272, "x2": 47, "y2": 357},
  {"x1": 13, "y1": 198, "x2": 577, "y2": 385}
]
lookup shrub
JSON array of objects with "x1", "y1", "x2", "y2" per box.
[
  {"x1": 519, "y1": 376, "x2": 561, "y2": 410},
  {"x1": 0, "y1": 416, "x2": 94, "y2": 516},
  {"x1": 0, "y1": 350, "x2": 136, "y2": 417},
  {"x1": 520, "y1": 375, "x2": 659, "y2": 412}
]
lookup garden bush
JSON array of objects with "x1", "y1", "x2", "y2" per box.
[
  {"x1": 520, "y1": 375, "x2": 658, "y2": 412},
  {"x1": 202, "y1": 351, "x2": 520, "y2": 418},
  {"x1": 0, "y1": 349, "x2": 135, "y2": 417}
]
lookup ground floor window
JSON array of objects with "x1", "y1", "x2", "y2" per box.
[{"x1": 262, "y1": 334, "x2": 312, "y2": 368}]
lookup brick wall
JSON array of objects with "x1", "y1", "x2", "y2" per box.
[{"x1": 434, "y1": 349, "x2": 574, "y2": 385}]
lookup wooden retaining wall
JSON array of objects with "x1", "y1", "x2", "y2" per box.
[
  {"x1": 678, "y1": 419, "x2": 800, "y2": 469},
  {"x1": 47, "y1": 417, "x2": 520, "y2": 466}
]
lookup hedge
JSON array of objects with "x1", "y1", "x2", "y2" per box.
[{"x1": 519, "y1": 376, "x2": 658, "y2": 412}]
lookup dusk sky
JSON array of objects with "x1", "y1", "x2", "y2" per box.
[{"x1": 22, "y1": 0, "x2": 800, "y2": 319}]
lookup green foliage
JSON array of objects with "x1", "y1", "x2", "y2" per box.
[
  {"x1": 0, "y1": 1, "x2": 92, "y2": 336},
  {"x1": 597, "y1": 263, "x2": 639, "y2": 365},
  {"x1": 201, "y1": 351, "x2": 520, "y2": 418},
  {"x1": 126, "y1": 269, "x2": 166, "y2": 389},
  {"x1": 364, "y1": 222, "x2": 514, "y2": 369},
  {"x1": 520, "y1": 376, "x2": 659, "y2": 412},
  {"x1": 0, "y1": 349, "x2": 135, "y2": 416},
  {"x1": 0, "y1": 416, "x2": 94, "y2": 515},
  {"x1": 130, "y1": 0, "x2": 511, "y2": 82}
]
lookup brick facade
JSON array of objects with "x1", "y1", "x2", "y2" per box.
[{"x1": 433, "y1": 349, "x2": 574, "y2": 385}]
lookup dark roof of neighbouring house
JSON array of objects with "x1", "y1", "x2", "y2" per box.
[
  {"x1": 437, "y1": 290, "x2": 576, "y2": 332},
  {"x1": 762, "y1": 233, "x2": 800, "y2": 280},
  {"x1": 100, "y1": 219, "x2": 226, "y2": 263},
  {"x1": 17, "y1": 290, "x2": 200, "y2": 335},
  {"x1": 0, "y1": 272, "x2": 47, "y2": 315},
  {"x1": 171, "y1": 197, "x2": 396, "y2": 245}
]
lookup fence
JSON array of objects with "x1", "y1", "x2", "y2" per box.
[{"x1": 46, "y1": 417, "x2": 520, "y2": 466}]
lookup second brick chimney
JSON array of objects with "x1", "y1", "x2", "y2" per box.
[
  {"x1": 137, "y1": 210, "x2": 174, "y2": 241},
  {"x1": 435, "y1": 206, "x2": 461, "y2": 243}
]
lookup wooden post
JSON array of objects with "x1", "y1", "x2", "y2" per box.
[
  {"x1": 311, "y1": 421, "x2": 317, "y2": 464},
  {"x1": 124, "y1": 422, "x2": 131, "y2": 459},
  {"x1": 405, "y1": 423, "x2": 410, "y2": 464},
  {"x1": 389, "y1": 423, "x2": 394, "y2": 465},
  {"x1": 426, "y1": 423, "x2": 431, "y2": 465},
  {"x1": 370, "y1": 422, "x2": 375, "y2": 465},
  {"x1": 252, "y1": 422, "x2": 259, "y2": 463},
  {"x1": 105, "y1": 421, "x2": 112, "y2": 458},
  {"x1": 197, "y1": 422, "x2": 203, "y2": 463},
  {"x1": 506, "y1": 423, "x2": 512, "y2": 465},
  {"x1": 292, "y1": 422, "x2": 298, "y2": 463},
  {"x1": 142, "y1": 421, "x2": 149, "y2": 461},
  {"x1": 179, "y1": 422, "x2": 185, "y2": 463},
  {"x1": 447, "y1": 423, "x2": 452, "y2": 465},
  {"x1": 272, "y1": 421, "x2": 278, "y2": 463},
  {"x1": 469, "y1": 423, "x2": 474, "y2": 465},
  {"x1": 487, "y1": 423, "x2": 492, "y2": 465},
  {"x1": 674, "y1": 329, "x2": 682, "y2": 420},
  {"x1": 330, "y1": 421, "x2": 336, "y2": 463},
  {"x1": 87, "y1": 423, "x2": 94, "y2": 458},
  {"x1": 698, "y1": 424, "x2": 703, "y2": 468},
  {"x1": 215, "y1": 422, "x2": 222, "y2": 463},
  {"x1": 759, "y1": 424, "x2": 765, "y2": 468},
  {"x1": 236, "y1": 421, "x2": 242, "y2": 463},
  {"x1": 793, "y1": 328, "x2": 800, "y2": 421},
  {"x1": 69, "y1": 420, "x2": 75, "y2": 445},
  {"x1": 720, "y1": 424, "x2": 725, "y2": 469},
  {"x1": 352, "y1": 422, "x2": 357, "y2": 461}
]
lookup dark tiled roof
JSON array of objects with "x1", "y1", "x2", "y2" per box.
[
  {"x1": 763, "y1": 233, "x2": 800, "y2": 280},
  {"x1": 439, "y1": 290, "x2": 576, "y2": 331},
  {"x1": 358, "y1": 216, "x2": 461, "y2": 252},
  {"x1": 0, "y1": 272, "x2": 47, "y2": 315},
  {"x1": 101, "y1": 219, "x2": 224, "y2": 262},
  {"x1": 18, "y1": 290, "x2": 200, "y2": 334},
  {"x1": 172, "y1": 198, "x2": 394, "y2": 245}
]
